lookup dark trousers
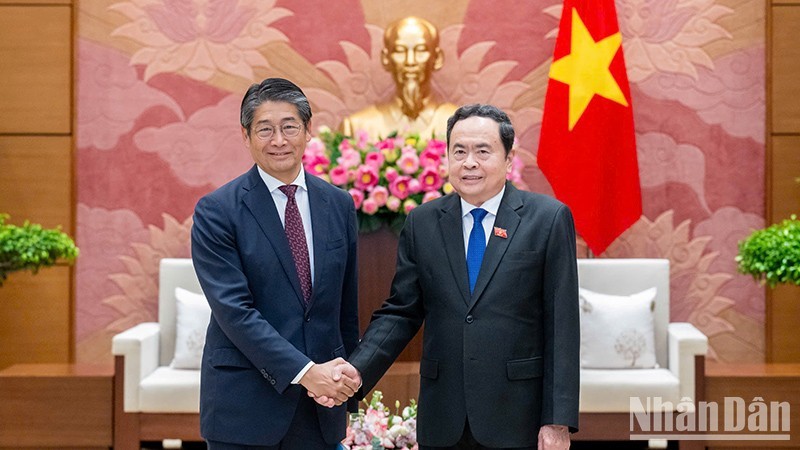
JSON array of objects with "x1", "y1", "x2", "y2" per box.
[
  {"x1": 422, "y1": 420, "x2": 537, "y2": 450},
  {"x1": 206, "y1": 395, "x2": 338, "y2": 450}
]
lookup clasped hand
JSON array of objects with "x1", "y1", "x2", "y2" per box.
[{"x1": 299, "y1": 357, "x2": 361, "y2": 408}]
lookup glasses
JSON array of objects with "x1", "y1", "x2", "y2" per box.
[{"x1": 254, "y1": 123, "x2": 303, "y2": 140}]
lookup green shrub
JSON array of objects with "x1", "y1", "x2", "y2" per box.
[
  {"x1": 0, "y1": 214, "x2": 79, "y2": 285},
  {"x1": 736, "y1": 215, "x2": 800, "y2": 287}
]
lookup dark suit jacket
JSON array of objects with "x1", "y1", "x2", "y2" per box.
[
  {"x1": 349, "y1": 183, "x2": 579, "y2": 448},
  {"x1": 191, "y1": 165, "x2": 359, "y2": 446}
]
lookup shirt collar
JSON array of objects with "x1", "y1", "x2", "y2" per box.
[
  {"x1": 257, "y1": 166, "x2": 308, "y2": 194},
  {"x1": 460, "y1": 186, "x2": 505, "y2": 218}
]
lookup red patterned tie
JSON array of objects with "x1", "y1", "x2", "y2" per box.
[{"x1": 279, "y1": 185, "x2": 312, "y2": 305}]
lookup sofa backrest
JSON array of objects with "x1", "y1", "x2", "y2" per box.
[
  {"x1": 158, "y1": 258, "x2": 203, "y2": 366},
  {"x1": 577, "y1": 258, "x2": 670, "y2": 368}
]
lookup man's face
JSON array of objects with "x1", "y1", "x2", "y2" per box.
[
  {"x1": 447, "y1": 116, "x2": 514, "y2": 206},
  {"x1": 242, "y1": 101, "x2": 311, "y2": 184},
  {"x1": 385, "y1": 21, "x2": 436, "y2": 88}
]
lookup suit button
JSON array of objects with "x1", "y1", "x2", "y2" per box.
[
  {"x1": 270, "y1": 379, "x2": 276, "y2": 385},
  {"x1": 305, "y1": 316, "x2": 311, "y2": 322},
  {"x1": 465, "y1": 315, "x2": 474, "y2": 324}
]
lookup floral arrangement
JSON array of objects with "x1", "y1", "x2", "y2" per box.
[
  {"x1": 342, "y1": 391, "x2": 418, "y2": 450},
  {"x1": 303, "y1": 128, "x2": 525, "y2": 234}
]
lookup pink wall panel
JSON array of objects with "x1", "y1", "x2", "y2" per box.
[{"x1": 76, "y1": 0, "x2": 765, "y2": 363}]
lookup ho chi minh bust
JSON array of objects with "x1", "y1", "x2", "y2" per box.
[{"x1": 341, "y1": 16, "x2": 457, "y2": 140}]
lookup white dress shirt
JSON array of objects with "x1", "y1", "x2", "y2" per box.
[
  {"x1": 256, "y1": 166, "x2": 316, "y2": 384},
  {"x1": 460, "y1": 186, "x2": 506, "y2": 254}
]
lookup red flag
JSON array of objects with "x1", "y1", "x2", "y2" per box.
[{"x1": 537, "y1": 0, "x2": 641, "y2": 255}]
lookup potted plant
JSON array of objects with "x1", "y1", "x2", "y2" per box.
[
  {"x1": 736, "y1": 215, "x2": 800, "y2": 287},
  {"x1": 0, "y1": 214, "x2": 79, "y2": 285}
]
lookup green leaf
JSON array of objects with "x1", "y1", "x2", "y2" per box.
[
  {"x1": 736, "y1": 216, "x2": 800, "y2": 288},
  {"x1": 0, "y1": 214, "x2": 79, "y2": 286}
]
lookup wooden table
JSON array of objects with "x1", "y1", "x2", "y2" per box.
[
  {"x1": 704, "y1": 362, "x2": 800, "y2": 449},
  {"x1": 0, "y1": 363, "x2": 113, "y2": 449}
]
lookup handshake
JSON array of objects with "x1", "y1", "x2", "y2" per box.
[{"x1": 299, "y1": 357, "x2": 361, "y2": 408}]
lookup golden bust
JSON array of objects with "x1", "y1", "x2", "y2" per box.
[{"x1": 341, "y1": 16, "x2": 457, "y2": 139}]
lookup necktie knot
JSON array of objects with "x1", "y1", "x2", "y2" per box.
[
  {"x1": 471, "y1": 208, "x2": 488, "y2": 224},
  {"x1": 279, "y1": 184, "x2": 298, "y2": 199}
]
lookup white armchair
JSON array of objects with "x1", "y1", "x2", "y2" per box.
[
  {"x1": 112, "y1": 258, "x2": 203, "y2": 449},
  {"x1": 574, "y1": 258, "x2": 708, "y2": 449}
]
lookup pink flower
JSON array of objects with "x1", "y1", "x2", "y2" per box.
[
  {"x1": 354, "y1": 164, "x2": 379, "y2": 190},
  {"x1": 356, "y1": 130, "x2": 369, "y2": 150},
  {"x1": 386, "y1": 196, "x2": 401, "y2": 212},
  {"x1": 361, "y1": 198, "x2": 379, "y2": 215},
  {"x1": 422, "y1": 190, "x2": 442, "y2": 203},
  {"x1": 419, "y1": 148, "x2": 441, "y2": 168},
  {"x1": 384, "y1": 167, "x2": 399, "y2": 182},
  {"x1": 337, "y1": 148, "x2": 361, "y2": 170},
  {"x1": 369, "y1": 186, "x2": 389, "y2": 207},
  {"x1": 348, "y1": 189, "x2": 364, "y2": 209},
  {"x1": 306, "y1": 138, "x2": 326, "y2": 158},
  {"x1": 364, "y1": 151, "x2": 385, "y2": 169},
  {"x1": 329, "y1": 166, "x2": 349, "y2": 186},
  {"x1": 425, "y1": 138, "x2": 447, "y2": 155},
  {"x1": 408, "y1": 178, "x2": 422, "y2": 194},
  {"x1": 304, "y1": 155, "x2": 330, "y2": 176},
  {"x1": 376, "y1": 138, "x2": 396, "y2": 150},
  {"x1": 397, "y1": 152, "x2": 420, "y2": 175},
  {"x1": 418, "y1": 167, "x2": 443, "y2": 192},
  {"x1": 507, "y1": 155, "x2": 525, "y2": 183},
  {"x1": 403, "y1": 199, "x2": 418, "y2": 214},
  {"x1": 339, "y1": 139, "x2": 354, "y2": 152},
  {"x1": 389, "y1": 176, "x2": 412, "y2": 200}
]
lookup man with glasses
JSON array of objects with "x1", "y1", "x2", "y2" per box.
[{"x1": 191, "y1": 77, "x2": 361, "y2": 449}]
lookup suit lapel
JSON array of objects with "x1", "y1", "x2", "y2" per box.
[
  {"x1": 438, "y1": 194, "x2": 471, "y2": 305},
  {"x1": 241, "y1": 166, "x2": 306, "y2": 309},
  {"x1": 306, "y1": 174, "x2": 330, "y2": 311},
  {"x1": 468, "y1": 183, "x2": 523, "y2": 310}
]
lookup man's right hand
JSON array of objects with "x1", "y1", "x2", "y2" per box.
[{"x1": 299, "y1": 357, "x2": 359, "y2": 406}]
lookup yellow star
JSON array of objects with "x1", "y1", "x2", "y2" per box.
[{"x1": 549, "y1": 8, "x2": 628, "y2": 131}]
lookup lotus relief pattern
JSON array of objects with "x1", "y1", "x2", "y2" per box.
[
  {"x1": 102, "y1": 213, "x2": 192, "y2": 333},
  {"x1": 604, "y1": 210, "x2": 737, "y2": 360},
  {"x1": 109, "y1": 0, "x2": 291, "y2": 81}
]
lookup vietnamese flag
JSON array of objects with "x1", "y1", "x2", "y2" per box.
[{"x1": 537, "y1": 0, "x2": 641, "y2": 255}]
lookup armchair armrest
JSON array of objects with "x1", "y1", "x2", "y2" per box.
[
  {"x1": 112, "y1": 322, "x2": 161, "y2": 412},
  {"x1": 668, "y1": 322, "x2": 708, "y2": 401}
]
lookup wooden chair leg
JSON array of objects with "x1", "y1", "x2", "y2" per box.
[{"x1": 114, "y1": 355, "x2": 141, "y2": 450}]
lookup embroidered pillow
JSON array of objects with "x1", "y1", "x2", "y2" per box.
[
  {"x1": 579, "y1": 287, "x2": 658, "y2": 369},
  {"x1": 170, "y1": 287, "x2": 211, "y2": 369}
]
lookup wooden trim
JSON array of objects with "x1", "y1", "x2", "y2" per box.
[
  {"x1": 766, "y1": 0, "x2": 775, "y2": 364},
  {"x1": 0, "y1": 0, "x2": 72, "y2": 4},
  {"x1": 140, "y1": 414, "x2": 202, "y2": 441},
  {"x1": 113, "y1": 356, "x2": 140, "y2": 450},
  {"x1": 67, "y1": 0, "x2": 76, "y2": 364}
]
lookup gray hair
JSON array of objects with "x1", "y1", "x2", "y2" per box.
[
  {"x1": 446, "y1": 104, "x2": 515, "y2": 156},
  {"x1": 240, "y1": 78, "x2": 312, "y2": 134}
]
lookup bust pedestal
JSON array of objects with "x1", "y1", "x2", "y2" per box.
[{"x1": 358, "y1": 227, "x2": 422, "y2": 361}]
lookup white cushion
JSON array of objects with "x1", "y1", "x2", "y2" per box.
[
  {"x1": 580, "y1": 368, "x2": 681, "y2": 412},
  {"x1": 170, "y1": 287, "x2": 211, "y2": 369},
  {"x1": 579, "y1": 287, "x2": 658, "y2": 369},
  {"x1": 139, "y1": 366, "x2": 201, "y2": 413}
]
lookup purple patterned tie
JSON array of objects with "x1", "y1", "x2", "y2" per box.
[{"x1": 279, "y1": 185, "x2": 312, "y2": 305}]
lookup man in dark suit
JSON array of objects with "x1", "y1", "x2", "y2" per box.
[
  {"x1": 191, "y1": 78, "x2": 360, "y2": 449},
  {"x1": 323, "y1": 104, "x2": 579, "y2": 449}
]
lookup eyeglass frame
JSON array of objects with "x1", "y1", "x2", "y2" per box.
[{"x1": 252, "y1": 122, "x2": 304, "y2": 140}]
